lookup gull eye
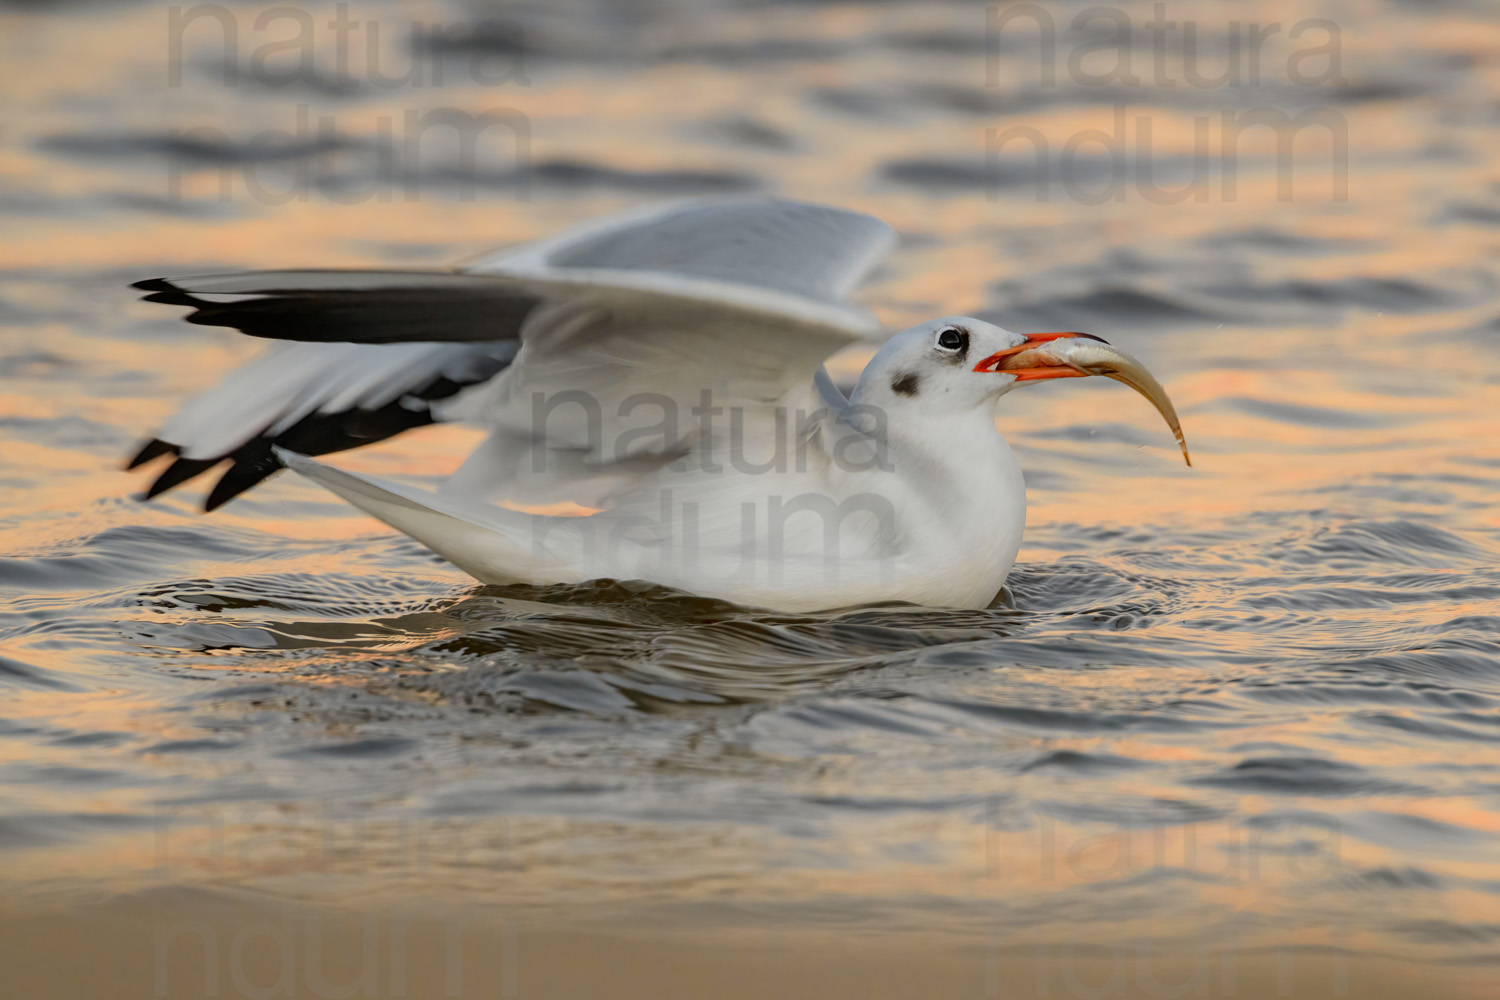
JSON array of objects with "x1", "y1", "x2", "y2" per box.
[{"x1": 936, "y1": 327, "x2": 967, "y2": 352}]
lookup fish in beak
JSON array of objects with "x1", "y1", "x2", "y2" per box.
[{"x1": 973, "y1": 332, "x2": 1191, "y2": 467}]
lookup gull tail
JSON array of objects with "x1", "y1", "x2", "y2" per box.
[{"x1": 274, "y1": 449, "x2": 564, "y2": 586}]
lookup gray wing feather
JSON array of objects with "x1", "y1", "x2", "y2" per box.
[
  {"x1": 161, "y1": 341, "x2": 515, "y2": 459},
  {"x1": 473, "y1": 197, "x2": 894, "y2": 304},
  {"x1": 131, "y1": 198, "x2": 895, "y2": 509}
]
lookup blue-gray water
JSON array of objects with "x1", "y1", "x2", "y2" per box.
[{"x1": 2, "y1": 1, "x2": 1499, "y2": 996}]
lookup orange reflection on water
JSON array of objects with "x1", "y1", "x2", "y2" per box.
[{"x1": 3, "y1": 4, "x2": 1500, "y2": 994}]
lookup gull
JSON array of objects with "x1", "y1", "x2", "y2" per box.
[{"x1": 128, "y1": 198, "x2": 1188, "y2": 611}]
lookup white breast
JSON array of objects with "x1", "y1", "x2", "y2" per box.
[
  {"x1": 868, "y1": 419, "x2": 1028, "y2": 608},
  {"x1": 583, "y1": 411, "x2": 1029, "y2": 611}
]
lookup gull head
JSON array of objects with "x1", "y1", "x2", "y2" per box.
[{"x1": 857, "y1": 317, "x2": 1191, "y2": 466}]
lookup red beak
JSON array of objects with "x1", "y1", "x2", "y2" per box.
[{"x1": 972, "y1": 332, "x2": 1110, "y2": 381}]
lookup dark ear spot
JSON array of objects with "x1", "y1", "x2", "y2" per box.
[{"x1": 890, "y1": 371, "x2": 921, "y2": 397}]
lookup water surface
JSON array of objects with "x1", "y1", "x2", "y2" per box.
[{"x1": 2, "y1": 0, "x2": 1500, "y2": 996}]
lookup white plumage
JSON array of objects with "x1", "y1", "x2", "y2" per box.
[{"x1": 131, "y1": 197, "x2": 1187, "y2": 610}]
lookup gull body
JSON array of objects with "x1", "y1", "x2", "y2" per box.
[
  {"x1": 281, "y1": 317, "x2": 1031, "y2": 611},
  {"x1": 128, "y1": 198, "x2": 1185, "y2": 612}
]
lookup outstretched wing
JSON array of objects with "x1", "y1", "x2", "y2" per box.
[
  {"x1": 128, "y1": 339, "x2": 516, "y2": 510},
  {"x1": 447, "y1": 198, "x2": 895, "y2": 506},
  {"x1": 127, "y1": 268, "x2": 536, "y2": 508},
  {"x1": 464, "y1": 195, "x2": 893, "y2": 316},
  {"x1": 129, "y1": 197, "x2": 894, "y2": 510}
]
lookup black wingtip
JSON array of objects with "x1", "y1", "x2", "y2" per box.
[
  {"x1": 203, "y1": 452, "x2": 285, "y2": 512},
  {"x1": 143, "y1": 456, "x2": 221, "y2": 500},
  {"x1": 133, "y1": 278, "x2": 211, "y2": 311},
  {"x1": 125, "y1": 438, "x2": 178, "y2": 470},
  {"x1": 201, "y1": 484, "x2": 240, "y2": 513},
  {"x1": 141, "y1": 290, "x2": 204, "y2": 309}
]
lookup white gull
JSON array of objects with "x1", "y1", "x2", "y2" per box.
[{"x1": 129, "y1": 198, "x2": 1188, "y2": 611}]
